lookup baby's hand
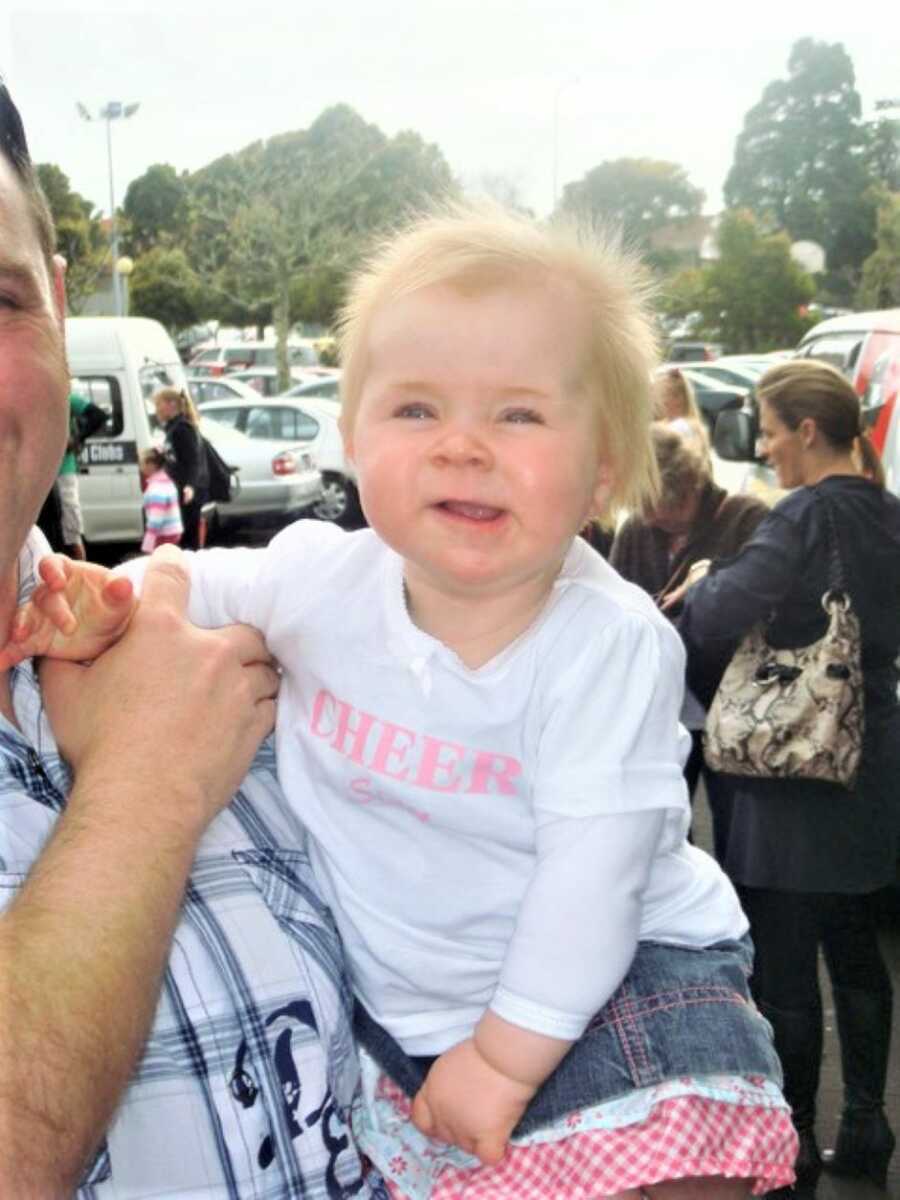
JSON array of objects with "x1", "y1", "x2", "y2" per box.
[
  {"x1": 0, "y1": 554, "x2": 136, "y2": 669},
  {"x1": 411, "y1": 1038, "x2": 536, "y2": 1166}
]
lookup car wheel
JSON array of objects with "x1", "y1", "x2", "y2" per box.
[{"x1": 313, "y1": 473, "x2": 359, "y2": 524}]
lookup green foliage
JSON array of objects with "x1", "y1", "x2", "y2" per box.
[
  {"x1": 190, "y1": 104, "x2": 455, "y2": 389},
  {"x1": 122, "y1": 163, "x2": 190, "y2": 256},
  {"x1": 129, "y1": 246, "x2": 201, "y2": 331},
  {"x1": 857, "y1": 193, "x2": 900, "y2": 308},
  {"x1": 36, "y1": 163, "x2": 108, "y2": 315},
  {"x1": 724, "y1": 39, "x2": 875, "y2": 302},
  {"x1": 657, "y1": 267, "x2": 707, "y2": 323},
  {"x1": 559, "y1": 158, "x2": 704, "y2": 250},
  {"x1": 696, "y1": 211, "x2": 815, "y2": 352},
  {"x1": 867, "y1": 120, "x2": 900, "y2": 192}
]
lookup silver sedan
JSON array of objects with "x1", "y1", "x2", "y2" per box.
[{"x1": 200, "y1": 417, "x2": 322, "y2": 532}]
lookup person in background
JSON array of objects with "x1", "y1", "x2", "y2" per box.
[
  {"x1": 610, "y1": 423, "x2": 767, "y2": 854},
  {"x1": 676, "y1": 360, "x2": 900, "y2": 1197},
  {"x1": 154, "y1": 386, "x2": 209, "y2": 550},
  {"x1": 57, "y1": 390, "x2": 107, "y2": 559},
  {"x1": 139, "y1": 447, "x2": 183, "y2": 553},
  {"x1": 653, "y1": 366, "x2": 711, "y2": 463}
]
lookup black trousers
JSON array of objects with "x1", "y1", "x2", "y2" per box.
[
  {"x1": 738, "y1": 887, "x2": 891, "y2": 1009},
  {"x1": 179, "y1": 492, "x2": 208, "y2": 551}
]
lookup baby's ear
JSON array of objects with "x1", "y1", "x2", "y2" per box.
[{"x1": 590, "y1": 461, "x2": 614, "y2": 516}]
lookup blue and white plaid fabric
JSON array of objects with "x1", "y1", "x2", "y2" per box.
[{"x1": 0, "y1": 531, "x2": 385, "y2": 1198}]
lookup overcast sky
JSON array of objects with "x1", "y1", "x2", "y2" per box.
[{"x1": 3, "y1": 2, "x2": 894, "y2": 222}]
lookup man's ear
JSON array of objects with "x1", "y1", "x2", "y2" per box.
[{"x1": 52, "y1": 254, "x2": 67, "y2": 327}]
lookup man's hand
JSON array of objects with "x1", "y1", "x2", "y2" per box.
[
  {"x1": 0, "y1": 553, "x2": 135, "y2": 669},
  {"x1": 40, "y1": 545, "x2": 278, "y2": 831},
  {"x1": 410, "y1": 1039, "x2": 536, "y2": 1167}
]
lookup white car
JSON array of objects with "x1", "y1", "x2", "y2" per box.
[
  {"x1": 198, "y1": 397, "x2": 359, "y2": 524},
  {"x1": 199, "y1": 417, "x2": 323, "y2": 533}
]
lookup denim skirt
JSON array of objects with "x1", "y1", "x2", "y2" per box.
[{"x1": 354, "y1": 933, "x2": 782, "y2": 1138}]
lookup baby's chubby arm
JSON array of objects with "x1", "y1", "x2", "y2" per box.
[
  {"x1": 411, "y1": 1012, "x2": 571, "y2": 1165},
  {"x1": 0, "y1": 553, "x2": 137, "y2": 669}
]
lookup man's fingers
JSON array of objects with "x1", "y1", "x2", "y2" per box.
[{"x1": 214, "y1": 623, "x2": 276, "y2": 668}]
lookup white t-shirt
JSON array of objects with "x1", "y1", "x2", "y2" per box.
[{"x1": 163, "y1": 522, "x2": 746, "y2": 1054}]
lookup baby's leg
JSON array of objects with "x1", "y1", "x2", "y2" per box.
[{"x1": 644, "y1": 1177, "x2": 751, "y2": 1198}]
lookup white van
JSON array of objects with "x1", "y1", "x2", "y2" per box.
[{"x1": 66, "y1": 317, "x2": 188, "y2": 543}]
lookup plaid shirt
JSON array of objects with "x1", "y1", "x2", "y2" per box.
[{"x1": 0, "y1": 531, "x2": 384, "y2": 1199}]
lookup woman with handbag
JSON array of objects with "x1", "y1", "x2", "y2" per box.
[
  {"x1": 154, "y1": 387, "x2": 210, "y2": 550},
  {"x1": 676, "y1": 359, "x2": 900, "y2": 1198}
]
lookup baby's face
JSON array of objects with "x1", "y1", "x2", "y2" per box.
[{"x1": 344, "y1": 279, "x2": 611, "y2": 611}]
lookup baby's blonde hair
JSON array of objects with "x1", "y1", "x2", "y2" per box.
[{"x1": 336, "y1": 201, "x2": 660, "y2": 516}]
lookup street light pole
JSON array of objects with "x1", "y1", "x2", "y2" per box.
[{"x1": 77, "y1": 100, "x2": 140, "y2": 317}]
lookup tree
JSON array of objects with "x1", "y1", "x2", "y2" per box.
[
  {"x1": 697, "y1": 211, "x2": 815, "y2": 352},
  {"x1": 129, "y1": 246, "x2": 201, "y2": 331},
  {"x1": 857, "y1": 193, "x2": 900, "y2": 308},
  {"x1": 201, "y1": 105, "x2": 455, "y2": 389},
  {"x1": 558, "y1": 159, "x2": 704, "y2": 252},
  {"x1": 724, "y1": 39, "x2": 875, "y2": 300},
  {"x1": 867, "y1": 119, "x2": 900, "y2": 192},
  {"x1": 36, "y1": 163, "x2": 108, "y2": 314},
  {"x1": 122, "y1": 163, "x2": 190, "y2": 256}
]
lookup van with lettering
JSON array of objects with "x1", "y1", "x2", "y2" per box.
[{"x1": 66, "y1": 316, "x2": 188, "y2": 544}]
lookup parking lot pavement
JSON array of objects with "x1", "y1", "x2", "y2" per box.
[{"x1": 692, "y1": 792, "x2": 900, "y2": 1200}]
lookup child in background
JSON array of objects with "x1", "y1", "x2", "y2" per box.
[
  {"x1": 139, "y1": 447, "x2": 183, "y2": 554},
  {"x1": 653, "y1": 366, "x2": 712, "y2": 466},
  {"x1": 7, "y1": 205, "x2": 798, "y2": 1199}
]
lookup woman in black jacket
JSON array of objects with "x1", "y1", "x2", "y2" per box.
[
  {"x1": 678, "y1": 360, "x2": 900, "y2": 1197},
  {"x1": 154, "y1": 387, "x2": 209, "y2": 550}
]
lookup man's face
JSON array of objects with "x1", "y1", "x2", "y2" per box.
[{"x1": 0, "y1": 154, "x2": 69, "y2": 578}]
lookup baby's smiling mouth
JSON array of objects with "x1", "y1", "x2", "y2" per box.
[{"x1": 436, "y1": 500, "x2": 505, "y2": 522}]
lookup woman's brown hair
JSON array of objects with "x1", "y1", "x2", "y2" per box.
[{"x1": 756, "y1": 360, "x2": 861, "y2": 450}]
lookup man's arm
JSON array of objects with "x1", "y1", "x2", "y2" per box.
[{"x1": 0, "y1": 552, "x2": 278, "y2": 1196}]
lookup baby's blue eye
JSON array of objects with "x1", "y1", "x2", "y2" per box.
[
  {"x1": 395, "y1": 403, "x2": 433, "y2": 420},
  {"x1": 503, "y1": 409, "x2": 543, "y2": 425}
]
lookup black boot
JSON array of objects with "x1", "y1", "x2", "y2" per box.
[
  {"x1": 759, "y1": 1000, "x2": 823, "y2": 1196},
  {"x1": 824, "y1": 985, "x2": 896, "y2": 1189}
]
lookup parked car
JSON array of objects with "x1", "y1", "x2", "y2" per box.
[
  {"x1": 663, "y1": 359, "x2": 762, "y2": 390},
  {"x1": 188, "y1": 340, "x2": 321, "y2": 377},
  {"x1": 199, "y1": 417, "x2": 323, "y2": 534},
  {"x1": 226, "y1": 366, "x2": 328, "y2": 397},
  {"x1": 795, "y1": 309, "x2": 900, "y2": 450},
  {"x1": 198, "y1": 396, "x2": 359, "y2": 524},
  {"x1": 666, "y1": 339, "x2": 723, "y2": 363},
  {"x1": 185, "y1": 374, "x2": 262, "y2": 406},
  {"x1": 283, "y1": 373, "x2": 341, "y2": 403}
]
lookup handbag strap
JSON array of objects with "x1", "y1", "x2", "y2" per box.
[{"x1": 817, "y1": 491, "x2": 848, "y2": 595}]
